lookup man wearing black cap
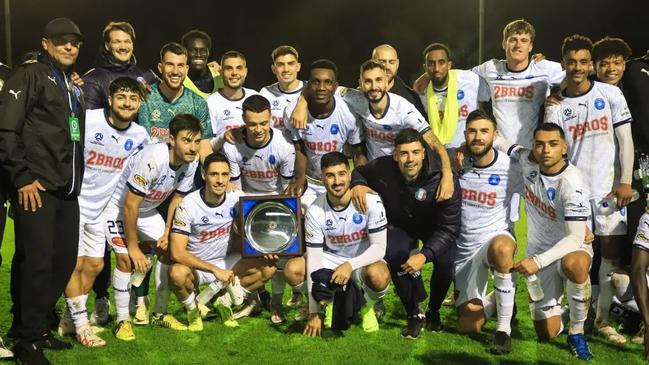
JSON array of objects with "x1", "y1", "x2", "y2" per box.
[{"x1": 0, "y1": 18, "x2": 85, "y2": 364}]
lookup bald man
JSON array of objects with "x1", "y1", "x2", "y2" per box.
[{"x1": 372, "y1": 44, "x2": 427, "y2": 117}]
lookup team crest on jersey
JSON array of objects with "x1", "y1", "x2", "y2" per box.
[
  {"x1": 488, "y1": 174, "x2": 500, "y2": 186},
  {"x1": 352, "y1": 212, "x2": 363, "y2": 224},
  {"x1": 546, "y1": 187, "x2": 556, "y2": 201},
  {"x1": 134, "y1": 174, "x2": 147, "y2": 187},
  {"x1": 173, "y1": 218, "x2": 186, "y2": 227},
  {"x1": 224, "y1": 109, "x2": 231, "y2": 116},
  {"x1": 414, "y1": 188, "x2": 427, "y2": 201},
  {"x1": 330, "y1": 124, "x2": 340, "y2": 135},
  {"x1": 201, "y1": 216, "x2": 209, "y2": 223},
  {"x1": 457, "y1": 90, "x2": 465, "y2": 100},
  {"x1": 594, "y1": 98, "x2": 606, "y2": 110},
  {"x1": 383, "y1": 125, "x2": 393, "y2": 131},
  {"x1": 124, "y1": 139, "x2": 134, "y2": 151},
  {"x1": 268, "y1": 154, "x2": 277, "y2": 164},
  {"x1": 151, "y1": 109, "x2": 162, "y2": 122}
]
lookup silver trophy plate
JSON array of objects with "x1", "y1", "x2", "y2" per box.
[{"x1": 243, "y1": 201, "x2": 298, "y2": 254}]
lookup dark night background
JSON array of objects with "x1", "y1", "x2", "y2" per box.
[{"x1": 1, "y1": 0, "x2": 647, "y2": 88}]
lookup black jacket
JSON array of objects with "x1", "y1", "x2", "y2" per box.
[
  {"x1": 0, "y1": 53, "x2": 85, "y2": 197},
  {"x1": 621, "y1": 56, "x2": 649, "y2": 154},
  {"x1": 82, "y1": 47, "x2": 158, "y2": 110},
  {"x1": 391, "y1": 76, "x2": 428, "y2": 119},
  {"x1": 351, "y1": 145, "x2": 461, "y2": 262}
]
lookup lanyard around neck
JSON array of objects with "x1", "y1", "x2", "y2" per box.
[{"x1": 48, "y1": 63, "x2": 78, "y2": 117}]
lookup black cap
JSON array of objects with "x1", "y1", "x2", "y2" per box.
[{"x1": 43, "y1": 18, "x2": 83, "y2": 41}]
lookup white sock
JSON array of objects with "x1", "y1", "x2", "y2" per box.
[
  {"x1": 271, "y1": 271, "x2": 286, "y2": 304},
  {"x1": 482, "y1": 291, "x2": 496, "y2": 319},
  {"x1": 154, "y1": 261, "x2": 171, "y2": 315},
  {"x1": 113, "y1": 269, "x2": 131, "y2": 323},
  {"x1": 182, "y1": 292, "x2": 197, "y2": 311},
  {"x1": 611, "y1": 272, "x2": 632, "y2": 301},
  {"x1": 493, "y1": 272, "x2": 515, "y2": 335},
  {"x1": 362, "y1": 282, "x2": 388, "y2": 307},
  {"x1": 597, "y1": 258, "x2": 619, "y2": 325},
  {"x1": 66, "y1": 294, "x2": 89, "y2": 331},
  {"x1": 137, "y1": 296, "x2": 147, "y2": 305},
  {"x1": 567, "y1": 278, "x2": 591, "y2": 335}
]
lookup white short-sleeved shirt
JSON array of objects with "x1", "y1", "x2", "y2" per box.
[
  {"x1": 80, "y1": 109, "x2": 150, "y2": 220},
  {"x1": 510, "y1": 147, "x2": 591, "y2": 258},
  {"x1": 111, "y1": 143, "x2": 198, "y2": 213},
  {"x1": 304, "y1": 193, "x2": 387, "y2": 258},
  {"x1": 222, "y1": 128, "x2": 295, "y2": 194},
  {"x1": 473, "y1": 59, "x2": 564, "y2": 146},
  {"x1": 283, "y1": 96, "x2": 363, "y2": 180},
  {"x1": 545, "y1": 81, "x2": 633, "y2": 199},
  {"x1": 418, "y1": 69, "x2": 480, "y2": 148},
  {"x1": 259, "y1": 81, "x2": 305, "y2": 131},
  {"x1": 456, "y1": 149, "x2": 518, "y2": 262},
  {"x1": 171, "y1": 189, "x2": 243, "y2": 262},
  {"x1": 342, "y1": 90, "x2": 430, "y2": 161},
  {"x1": 206, "y1": 88, "x2": 260, "y2": 136}
]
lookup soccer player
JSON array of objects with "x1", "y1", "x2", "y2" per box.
[
  {"x1": 454, "y1": 110, "x2": 518, "y2": 354},
  {"x1": 283, "y1": 151, "x2": 390, "y2": 336},
  {"x1": 631, "y1": 213, "x2": 649, "y2": 360},
  {"x1": 181, "y1": 29, "x2": 224, "y2": 99},
  {"x1": 593, "y1": 37, "x2": 632, "y2": 87},
  {"x1": 505, "y1": 123, "x2": 594, "y2": 360},
  {"x1": 259, "y1": 45, "x2": 304, "y2": 132},
  {"x1": 283, "y1": 59, "x2": 366, "y2": 208},
  {"x1": 206, "y1": 51, "x2": 259, "y2": 137},
  {"x1": 545, "y1": 35, "x2": 634, "y2": 345},
  {"x1": 419, "y1": 43, "x2": 480, "y2": 148},
  {"x1": 169, "y1": 152, "x2": 276, "y2": 331},
  {"x1": 105, "y1": 114, "x2": 201, "y2": 340},
  {"x1": 58, "y1": 77, "x2": 150, "y2": 347},
  {"x1": 351, "y1": 129, "x2": 461, "y2": 339}
]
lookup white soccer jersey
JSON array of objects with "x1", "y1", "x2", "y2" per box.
[
  {"x1": 259, "y1": 81, "x2": 305, "y2": 131},
  {"x1": 171, "y1": 189, "x2": 243, "y2": 262},
  {"x1": 80, "y1": 109, "x2": 150, "y2": 220},
  {"x1": 342, "y1": 90, "x2": 430, "y2": 161},
  {"x1": 206, "y1": 88, "x2": 260, "y2": 136},
  {"x1": 110, "y1": 143, "x2": 197, "y2": 213},
  {"x1": 223, "y1": 128, "x2": 295, "y2": 194},
  {"x1": 511, "y1": 147, "x2": 591, "y2": 257},
  {"x1": 545, "y1": 81, "x2": 633, "y2": 199},
  {"x1": 418, "y1": 69, "x2": 480, "y2": 148},
  {"x1": 456, "y1": 149, "x2": 518, "y2": 261},
  {"x1": 283, "y1": 96, "x2": 363, "y2": 180},
  {"x1": 473, "y1": 59, "x2": 564, "y2": 146},
  {"x1": 304, "y1": 193, "x2": 387, "y2": 258}
]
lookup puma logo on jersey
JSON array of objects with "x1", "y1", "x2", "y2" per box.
[
  {"x1": 8, "y1": 89, "x2": 21, "y2": 99},
  {"x1": 254, "y1": 155, "x2": 263, "y2": 161},
  {"x1": 641, "y1": 68, "x2": 649, "y2": 77},
  {"x1": 215, "y1": 212, "x2": 223, "y2": 218},
  {"x1": 575, "y1": 190, "x2": 583, "y2": 195},
  {"x1": 111, "y1": 135, "x2": 120, "y2": 143},
  {"x1": 147, "y1": 163, "x2": 154, "y2": 172},
  {"x1": 338, "y1": 216, "x2": 347, "y2": 221},
  {"x1": 314, "y1": 124, "x2": 325, "y2": 130},
  {"x1": 47, "y1": 76, "x2": 57, "y2": 84}
]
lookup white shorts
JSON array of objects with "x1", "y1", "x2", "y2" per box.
[
  {"x1": 633, "y1": 212, "x2": 649, "y2": 251},
  {"x1": 195, "y1": 253, "x2": 242, "y2": 285},
  {"x1": 322, "y1": 251, "x2": 366, "y2": 285},
  {"x1": 528, "y1": 245, "x2": 594, "y2": 319},
  {"x1": 590, "y1": 197, "x2": 628, "y2": 236},
  {"x1": 454, "y1": 230, "x2": 515, "y2": 306},
  {"x1": 78, "y1": 212, "x2": 106, "y2": 258},
  {"x1": 103, "y1": 204, "x2": 165, "y2": 255}
]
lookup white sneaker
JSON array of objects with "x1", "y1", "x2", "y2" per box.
[
  {"x1": 90, "y1": 297, "x2": 111, "y2": 326},
  {"x1": 0, "y1": 337, "x2": 13, "y2": 359}
]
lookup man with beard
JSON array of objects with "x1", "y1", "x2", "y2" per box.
[
  {"x1": 82, "y1": 21, "x2": 158, "y2": 110},
  {"x1": 58, "y1": 77, "x2": 150, "y2": 347},
  {"x1": 181, "y1": 30, "x2": 223, "y2": 99},
  {"x1": 453, "y1": 110, "x2": 518, "y2": 354},
  {"x1": 545, "y1": 35, "x2": 634, "y2": 346},
  {"x1": 260, "y1": 45, "x2": 304, "y2": 132},
  {"x1": 206, "y1": 51, "x2": 259, "y2": 138},
  {"x1": 418, "y1": 43, "x2": 480, "y2": 148}
]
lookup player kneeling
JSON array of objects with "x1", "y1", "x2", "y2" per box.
[
  {"x1": 284, "y1": 152, "x2": 390, "y2": 336},
  {"x1": 169, "y1": 153, "x2": 276, "y2": 330}
]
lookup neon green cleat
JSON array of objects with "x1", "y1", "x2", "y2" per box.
[
  {"x1": 114, "y1": 320, "x2": 135, "y2": 341},
  {"x1": 360, "y1": 304, "x2": 379, "y2": 332},
  {"x1": 323, "y1": 303, "x2": 333, "y2": 329},
  {"x1": 151, "y1": 314, "x2": 187, "y2": 331},
  {"x1": 187, "y1": 308, "x2": 203, "y2": 332},
  {"x1": 197, "y1": 303, "x2": 211, "y2": 319},
  {"x1": 214, "y1": 304, "x2": 239, "y2": 328}
]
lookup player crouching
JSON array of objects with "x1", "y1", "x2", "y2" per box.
[
  {"x1": 169, "y1": 153, "x2": 276, "y2": 330},
  {"x1": 284, "y1": 152, "x2": 390, "y2": 336}
]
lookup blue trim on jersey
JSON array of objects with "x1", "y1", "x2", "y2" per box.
[
  {"x1": 170, "y1": 228, "x2": 189, "y2": 235},
  {"x1": 368, "y1": 225, "x2": 387, "y2": 234},
  {"x1": 306, "y1": 241, "x2": 324, "y2": 248},
  {"x1": 126, "y1": 182, "x2": 147, "y2": 197},
  {"x1": 565, "y1": 216, "x2": 588, "y2": 221}
]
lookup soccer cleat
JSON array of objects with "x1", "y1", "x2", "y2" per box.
[
  {"x1": 632, "y1": 323, "x2": 644, "y2": 345},
  {"x1": 596, "y1": 321, "x2": 626, "y2": 344},
  {"x1": 294, "y1": 304, "x2": 309, "y2": 322},
  {"x1": 567, "y1": 333, "x2": 594, "y2": 361},
  {"x1": 114, "y1": 320, "x2": 135, "y2": 341},
  {"x1": 151, "y1": 314, "x2": 187, "y2": 331},
  {"x1": 39, "y1": 335, "x2": 72, "y2": 351},
  {"x1": 89, "y1": 297, "x2": 111, "y2": 326},
  {"x1": 226, "y1": 277, "x2": 246, "y2": 306},
  {"x1": 197, "y1": 303, "x2": 211, "y2": 319},
  {"x1": 58, "y1": 311, "x2": 105, "y2": 336},
  {"x1": 323, "y1": 303, "x2": 333, "y2": 329},
  {"x1": 76, "y1": 326, "x2": 107, "y2": 348},
  {"x1": 424, "y1": 311, "x2": 443, "y2": 332},
  {"x1": 214, "y1": 304, "x2": 239, "y2": 328},
  {"x1": 401, "y1": 314, "x2": 426, "y2": 339},
  {"x1": 360, "y1": 305, "x2": 379, "y2": 332},
  {"x1": 186, "y1": 308, "x2": 203, "y2": 332},
  {"x1": 489, "y1": 331, "x2": 512, "y2": 355},
  {"x1": 133, "y1": 302, "x2": 149, "y2": 325},
  {"x1": 373, "y1": 299, "x2": 386, "y2": 321},
  {"x1": 0, "y1": 337, "x2": 13, "y2": 359},
  {"x1": 232, "y1": 293, "x2": 262, "y2": 320},
  {"x1": 270, "y1": 302, "x2": 286, "y2": 324},
  {"x1": 286, "y1": 291, "x2": 304, "y2": 308}
]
